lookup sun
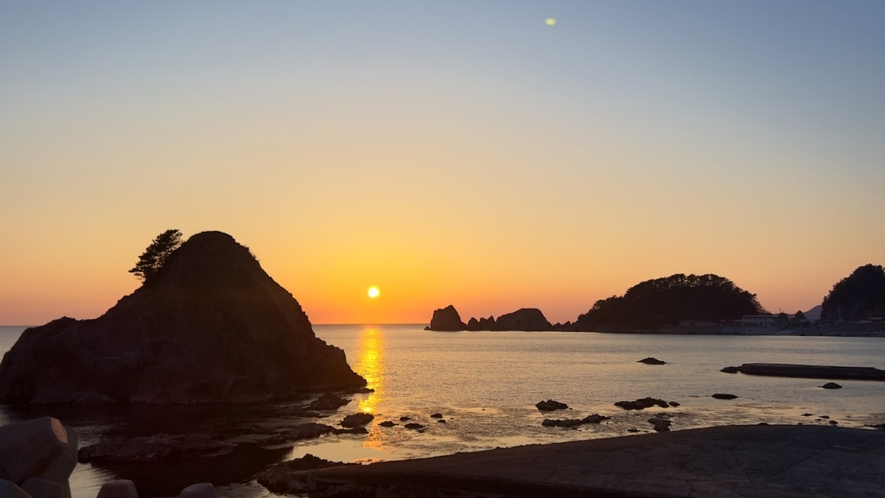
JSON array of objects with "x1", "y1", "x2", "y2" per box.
[{"x1": 368, "y1": 286, "x2": 380, "y2": 299}]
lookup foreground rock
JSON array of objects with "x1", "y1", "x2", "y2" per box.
[
  {"x1": 0, "y1": 418, "x2": 77, "y2": 498},
  {"x1": 535, "y1": 400, "x2": 568, "y2": 411},
  {"x1": 257, "y1": 454, "x2": 357, "y2": 495},
  {"x1": 426, "y1": 305, "x2": 466, "y2": 331},
  {"x1": 265, "y1": 425, "x2": 885, "y2": 497},
  {"x1": 729, "y1": 363, "x2": 885, "y2": 381},
  {"x1": 0, "y1": 232, "x2": 366, "y2": 404},
  {"x1": 542, "y1": 414, "x2": 609, "y2": 428},
  {"x1": 614, "y1": 397, "x2": 673, "y2": 410}
]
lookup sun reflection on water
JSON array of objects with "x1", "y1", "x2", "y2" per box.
[{"x1": 352, "y1": 326, "x2": 386, "y2": 450}]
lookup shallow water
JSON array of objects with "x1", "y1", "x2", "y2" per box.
[{"x1": 1, "y1": 324, "x2": 883, "y2": 497}]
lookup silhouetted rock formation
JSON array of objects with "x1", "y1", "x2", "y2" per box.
[
  {"x1": 614, "y1": 397, "x2": 672, "y2": 410},
  {"x1": 426, "y1": 305, "x2": 466, "y2": 331},
  {"x1": 463, "y1": 308, "x2": 553, "y2": 331},
  {"x1": 494, "y1": 308, "x2": 552, "y2": 331},
  {"x1": 0, "y1": 231, "x2": 366, "y2": 404}
]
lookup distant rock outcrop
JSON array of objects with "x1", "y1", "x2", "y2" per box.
[
  {"x1": 494, "y1": 308, "x2": 552, "y2": 331},
  {"x1": 463, "y1": 308, "x2": 553, "y2": 331},
  {"x1": 0, "y1": 231, "x2": 366, "y2": 404},
  {"x1": 427, "y1": 305, "x2": 466, "y2": 331}
]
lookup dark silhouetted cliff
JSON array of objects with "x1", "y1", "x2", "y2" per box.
[{"x1": 0, "y1": 231, "x2": 366, "y2": 404}]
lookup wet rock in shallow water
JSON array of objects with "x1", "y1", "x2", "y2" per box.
[
  {"x1": 258, "y1": 423, "x2": 338, "y2": 445},
  {"x1": 627, "y1": 429, "x2": 640, "y2": 433},
  {"x1": 430, "y1": 413, "x2": 443, "y2": 418},
  {"x1": 339, "y1": 413, "x2": 374, "y2": 428},
  {"x1": 541, "y1": 414, "x2": 610, "y2": 428},
  {"x1": 802, "y1": 413, "x2": 814, "y2": 417},
  {"x1": 399, "y1": 416, "x2": 411, "y2": 422},
  {"x1": 378, "y1": 421, "x2": 397, "y2": 428},
  {"x1": 404, "y1": 423, "x2": 425, "y2": 430},
  {"x1": 307, "y1": 393, "x2": 350, "y2": 411},
  {"x1": 648, "y1": 417, "x2": 671, "y2": 432},
  {"x1": 179, "y1": 483, "x2": 217, "y2": 498},
  {"x1": 77, "y1": 434, "x2": 235, "y2": 464},
  {"x1": 638, "y1": 357, "x2": 666, "y2": 365},
  {"x1": 96, "y1": 480, "x2": 138, "y2": 498},
  {"x1": 712, "y1": 393, "x2": 738, "y2": 400},
  {"x1": 720, "y1": 366, "x2": 740, "y2": 374},
  {"x1": 819, "y1": 382, "x2": 842, "y2": 389},
  {"x1": 257, "y1": 454, "x2": 357, "y2": 495},
  {"x1": 668, "y1": 401, "x2": 680, "y2": 407},
  {"x1": 820, "y1": 415, "x2": 830, "y2": 419},
  {"x1": 437, "y1": 420, "x2": 446, "y2": 424},
  {"x1": 614, "y1": 397, "x2": 671, "y2": 410},
  {"x1": 535, "y1": 400, "x2": 569, "y2": 411},
  {"x1": 829, "y1": 420, "x2": 839, "y2": 425}
]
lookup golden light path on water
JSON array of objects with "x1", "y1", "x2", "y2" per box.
[{"x1": 352, "y1": 327, "x2": 387, "y2": 450}]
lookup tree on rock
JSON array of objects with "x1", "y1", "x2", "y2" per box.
[{"x1": 129, "y1": 229, "x2": 183, "y2": 281}]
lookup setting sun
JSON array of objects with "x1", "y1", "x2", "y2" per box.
[{"x1": 368, "y1": 286, "x2": 380, "y2": 299}]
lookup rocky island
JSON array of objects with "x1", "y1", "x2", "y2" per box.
[{"x1": 0, "y1": 231, "x2": 366, "y2": 404}]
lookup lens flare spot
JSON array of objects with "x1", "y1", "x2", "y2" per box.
[{"x1": 546, "y1": 18, "x2": 556, "y2": 26}]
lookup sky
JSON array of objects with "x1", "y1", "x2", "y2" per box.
[{"x1": 2, "y1": 1, "x2": 884, "y2": 325}]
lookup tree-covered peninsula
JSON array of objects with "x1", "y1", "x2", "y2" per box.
[
  {"x1": 572, "y1": 274, "x2": 764, "y2": 328},
  {"x1": 820, "y1": 264, "x2": 885, "y2": 321}
]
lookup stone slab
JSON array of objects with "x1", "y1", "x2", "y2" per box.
[{"x1": 299, "y1": 425, "x2": 885, "y2": 497}]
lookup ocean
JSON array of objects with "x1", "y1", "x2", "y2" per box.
[{"x1": 1, "y1": 324, "x2": 883, "y2": 497}]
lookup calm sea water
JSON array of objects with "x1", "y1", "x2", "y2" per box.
[{"x1": 1, "y1": 324, "x2": 884, "y2": 497}]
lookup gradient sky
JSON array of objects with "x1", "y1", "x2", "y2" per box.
[{"x1": 2, "y1": 1, "x2": 884, "y2": 325}]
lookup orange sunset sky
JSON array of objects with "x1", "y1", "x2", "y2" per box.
[{"x1": 2, "y1": 2, "x2": 884, "y2": 325}]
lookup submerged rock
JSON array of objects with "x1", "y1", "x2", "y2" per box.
[
  {"x1": 378, "y1": 421, "x2": 397, "y2": 428},
  {"x1": 638, "y1": 357, "x2": 666, "y2": 365},
  {"x1": 542, "y1": 414, "x2": 610, "y2": 428},
  {"x1": 712, "y1": 393, "x2": 738, "y2": 400},
  {"x1": 0, "y1": 232, "x2": 366, "y2": 404},
  {"x1": 648, "y1": 417, "x2": 672, "y2": 432},
  {"x1": 614, "y1": 397, "x2": 672, "y2": 410},
  {"x1": 306, "y1": 393, "x2": 350, "y2": 411},
  {"x1": 535, "y1": 400, "x2": 569, "y2": 411},
  {"x1": 819, "y1": 382, "x2": 842, "y2": 389},
  {"x1": 428, "y1": 305, "x2": 466, "y2": 331},
  {"x1": 340, "y1": 413, "x2": 374, "y2": 428},
  {"x1": 404, "y1": 423, "x2": 425, "y2": 430}
]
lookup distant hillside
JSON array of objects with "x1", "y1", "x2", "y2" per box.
[
  {"x1": 803, "y1": 305, "x2": 822, "y2": 321},
  {"x1": 821, "y1": 264, "x2": 885, "y2": 321},
  {"x1": 572, "y1": 273, "x2": 764, "y2": 328}
]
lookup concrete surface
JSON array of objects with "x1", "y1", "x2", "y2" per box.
[{"x1": 299, "y1": 425, "x2": 885, "y2": 497}]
